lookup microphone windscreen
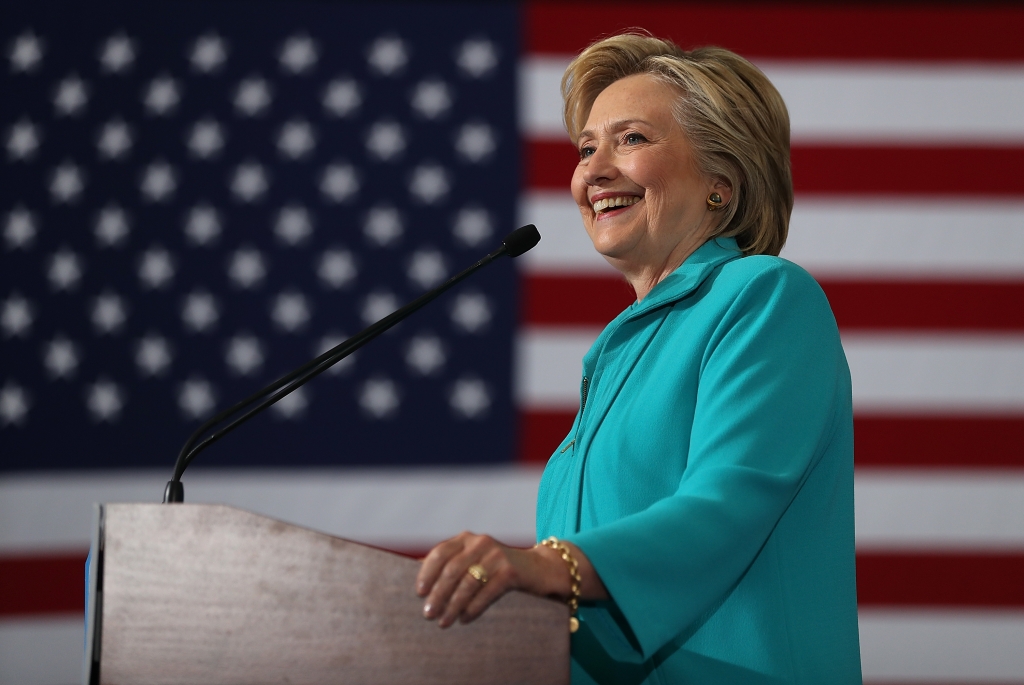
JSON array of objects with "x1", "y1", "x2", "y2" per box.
[{"x1": 503, "y1": 224, "x2": 541, "y2": 258}]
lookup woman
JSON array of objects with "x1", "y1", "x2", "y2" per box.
[{"x1": 417, "y1": 33, "x2": 861, "y2": 684}]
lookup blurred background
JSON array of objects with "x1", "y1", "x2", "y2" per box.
[{"x1": 1, "y1": 1, "x2": 1022, "y2": 683}]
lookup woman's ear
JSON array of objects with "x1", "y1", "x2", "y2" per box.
[{"x1": 711, "y1": 178, "x2": 733, "y2": 206}]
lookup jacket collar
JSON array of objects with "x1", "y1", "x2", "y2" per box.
[{"x1": 625, "y1": 236, "x2": 743, "y2": 318}]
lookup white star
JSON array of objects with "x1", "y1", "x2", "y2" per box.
[
  {"x1": 319, "y1": 162, "x2": 359, "y2": 203},
  {"x1": 279, "y1": 34, "x2": 318, "y2": 74},
  {"x1": 49, "y1": 161, "x2": 86, "y2": 203},
  {"x1": 4, "y1": 207, "x2": 37, "y2": 250},
  {"x1": 450, "y1": 377, "x2": 490, "y2": 419},
  {"x1": 137, "y1": 246, "x2": 175, "y2": 289},
  {"x1": 270, "y1": 290, "x2": 310, "y2": 332},
  {"x1": 189, "y1": 33, "x2": 228, "y2": 73},
  {"x1": 96, "y1": 118, "x2": 133, "y2": 160},
  {"x1": 140, "y1": 161, "x2": 177, "y2": 202},
  {"x1": 367, "y1": 35, "x2": 408, "y2": 76},
  {"x1": 143, "y1": 75, "x2": 181, "y2": 116},
  {"x1": 94, "y1": 205, "x2": 130, "y2": 247},
  {"x1": 407, "y1": 249, "x2": 447, "y2": 289},
  {"x1": 47, "y1": 248, "x2": 83, "y2": 291},
  {"x1": 135, "y1": 334, "x2": 173, "y2": 376},
  {"x1": 91, "y1": 291, "x2": 127, "y2": 334},
  {"x1": 98, "y1": 33, "x2": 136, "y2": 73},
  {"x1": 405, "y1": 334, "x2": 445, "y2": 376},
  {"x1": 450, "y1": 291, "x2": 491, "y2": 333},
  {"x1": 454, "y1": 122, "x2": 497, "y2": 163},
  {"x1": 1, "y1": 294, "x2": 33, "y2": 338},
  {"x1": 363, "y1": 205, "x2": 403, "y2": 247},
  {"x1": 276, "y1": 119, "x2": 316, "y2": 159},
  {"x1": 0, "y1": 381, "x2": 30, "y2": 426},
  {"x1": 181, "y1": 290, "x2": 219, "y2": 333},
  {"x1": 274, "y1": 205, "x2": 313, "y2": 246},
  {"x1": 361, "y1": 290, "x2": 398, "y2": 326},
  {"x1": 410, "y1": 79, "x2": 452, "y2": 120},
  {"x1": 408, "y1": 163, "x2": 450, "y2": 204},
  {"x1": 322, "y1": 77, "x2": 362, "y2": 117},
  {"x1": 178, "y1": 377, "x2": 216, "y2": 420},
  {"x1": 8, "y1": 31, "x2": 45, "y2": 73},
  {"x1": 183, "y1": 204, "x2": 221, "y2": 245},
  {"x1": 358, "y1": 377, "x2": 399, "y2": 419},
  {"x1": 225, "y1": 334, "x2": 264, "y2": 376},
  {"x1": 315, "y1": 333, "x2": 355, "y2": 375},
  {"x1": 365, "y1": 120, "x2": 405, "y2": 162},
  {"x1": 186, "y1": 119, "x2": 225, "y2": 159},
  {"x1": 271, "y1": 386, "x2": 308, "y2": 420},
  {"x1": 85, "y1": 379, "x2": 125, "y2": 423},
  {"x1": 230, "y1": 161, "x2": 269, "y2": 202},
  {"x1": 43, "y1": 336, "x2": 79, "y2": 379},
  {"x1": 455, "y1": 38, "x2": 499, "y2": 79},
  {"x1": 227, "y1": 246, "x2": 267, "y2": 289},
  {"x1": 316, "y1": 248, "x2": 357, "y2": 289},
  {"x1": 53, "y1": 75, "x2": 89, "y2": 116},
  {"x1": 6, "y1": 119, "x2": 41, "y2": 160},
  {"x1": 233, "y1": 76, "x2": 272, "y2": 116},
  {"x1": 452, "y1": 206, "x2": 494, "y2": 247}
]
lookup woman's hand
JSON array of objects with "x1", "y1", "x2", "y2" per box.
[{"x1": 416, "y1": 532, "x2": 608, "y2": 628}]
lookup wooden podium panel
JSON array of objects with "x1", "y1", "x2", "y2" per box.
[{"x1": 95, "y1": 503, "x2": 569, "y2": 685}]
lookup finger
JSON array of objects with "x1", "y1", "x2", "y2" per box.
[
  {"x1": 423, "y1": 544, "x2": 479, "y2": 619},
  {"x1": 438, "y1": 570, "x2": 487, "y2": 628},
  {"x1": 415, "y1": 537, "x2": 466, "y2": 597},
  {"x1": 459, "y1": 567, "x2": 512, "y2": 623}
]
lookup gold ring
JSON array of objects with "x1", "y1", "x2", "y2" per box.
[{"x1": 466, "y1": 564, "x2": 488, "y2": 585}]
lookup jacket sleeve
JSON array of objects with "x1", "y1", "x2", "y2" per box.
[{"x1": 565, "y1": 260, "x2": 849, "y2": 661}]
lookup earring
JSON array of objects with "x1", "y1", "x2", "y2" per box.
[{"x1": 706, "y1": 192, "x2": 724, "y2": 211}]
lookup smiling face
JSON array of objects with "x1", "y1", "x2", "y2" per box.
[{"x1": 571, "y1": 74, "x2": 730, "y2": 298}]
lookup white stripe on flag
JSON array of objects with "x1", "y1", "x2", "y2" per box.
[
  {"x1": 0, "y1": 618, "x2": 84, "y2": 685},
  {"x1": 844, "y1": 334, "x2": 1024, "y2": 412},
  {"x1": 521, "y1": 57, "x2": 1024, "y2": 142},
  {"x1": 859, "y1": 610, "x2": 1024, "y2": 682},
  {"x1": 4, "y1": 611, "x2": 1024, "y2": 685},
  {"x1": 519, "y1": 193, "x2": 1024, "y2": 277},
  {"x1": 0, "y1": 467, "x2": 543, "y2": 552},
  {"x1": 3, "y1": 469, "x2": 1023, "y2": 552},
  {"x1": 517, "y1": 329, "x2": 1024, "y2": 412},
  {"x1": 856, "y1": 470, "x2": 1024, "y2": 550}
]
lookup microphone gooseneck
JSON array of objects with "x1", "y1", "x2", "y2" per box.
[{"x1": 163, "y1": 224, "x2": 541, "y2": 503}]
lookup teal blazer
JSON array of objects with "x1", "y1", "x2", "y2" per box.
[{"x1": 536, "y1": 237, "x2": 862, "y2": 684}]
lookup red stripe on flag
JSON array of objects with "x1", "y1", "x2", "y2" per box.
[
  {"x1": 519, "y1": 410, "x2": 1024, "y2": 468},
  {"x1": 0, "y1": 552, "x2": 87, "y2": 617},
  {"x1": 855, "y1": 415, "x2": 1024, "y2": 468},
  {"x1": 519, "y1": 409, "x2": 577, "y2": 463},
  {"x1": 526, "y1": 3, "x2": 1024, "y2": 61},
  {"x1": 526, "y1": 140, "x2": 1024, "y2": 196},
  {"x1": 821, "y1": 280, "x2": 1024, "y2": 332},
  {"x1": 857, "y1": 552, "x2": 1024, "y2": 607},
  {"x1": 792, "y1": 146, "x2": 1024, "y2": 197},
  {"x1": 522, "y1": 274, "x2": 1024, "y2": 332},
  {"x1": 5, "y1": 549, "x2": 1022, "y2": 616},
  {"x1": 521, "y1": 274, "x2": 633, "y2": 326}
]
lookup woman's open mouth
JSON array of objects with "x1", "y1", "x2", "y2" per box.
[{"x1": 592, "y1": 195, "x2": 641, "y2": 217}]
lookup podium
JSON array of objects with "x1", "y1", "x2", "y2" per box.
[{"x1": 84, "y1": 503, "x2": 569, "y2": 685}]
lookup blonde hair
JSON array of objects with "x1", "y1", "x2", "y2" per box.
[{"x1": 562, "y1": 33, "x2": 792, "y2": 256}]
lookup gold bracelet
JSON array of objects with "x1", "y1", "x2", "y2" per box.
[{"x1": 537, "y1": 536, "x2": 582, "y2": 633}]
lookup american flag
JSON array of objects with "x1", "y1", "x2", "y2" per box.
[{"x1": 1, "y1": 3, "x2": 1023, "y2": 684}]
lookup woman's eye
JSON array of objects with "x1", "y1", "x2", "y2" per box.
[
  {"x1": 578, "y1": 145, "x2": 595, "y2": 159},
  {"x1": 624, "y1": 133, "x2": 647, "y2": 145}
]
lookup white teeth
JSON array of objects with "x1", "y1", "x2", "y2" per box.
[{"x1": 592, "y1": 196, "x2": 640, "y2": 212}]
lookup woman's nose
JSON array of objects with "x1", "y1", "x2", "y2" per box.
[{"x1": 580, "y1": 145, "x2": 618, "y2": 185}]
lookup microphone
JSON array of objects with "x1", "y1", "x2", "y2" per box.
[{"x1": 163, "y1": 224, "x2": 541, "y2": 503}]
